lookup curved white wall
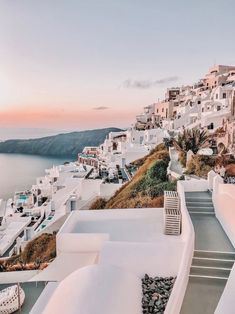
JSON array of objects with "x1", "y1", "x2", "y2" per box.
[
  {"x1": 43, "y1": 265, "x2": 142, "y2": 314},
  {"x1": 212, "y1": 178, "x2": 235, "y2": 313},
  {"x1": 165, "y1": 181, "x2": 195, "y2": 314},
  {"x1": 215, "y1": 264, "x2": 235, "y2": 314}
]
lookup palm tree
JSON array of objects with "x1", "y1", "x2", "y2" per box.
[{"x1": 173, "y1": 129, "x2": 209, "y2": 154}]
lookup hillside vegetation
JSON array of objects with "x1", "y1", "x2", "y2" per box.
[
  {"x1": 0, "y1": 128, "x2": 122, "y2": 158},
  {"x1": 0, "y1": 234, "x2": 56, "y2": 272},
  {"x1": 184, "y1": 153, "x2": 235, "y2": 178},
  {"x1": 90, "y1": 143, "x2": 176, "y2": 209}
]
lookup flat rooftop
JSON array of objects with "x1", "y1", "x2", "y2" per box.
[{"x1": 60, "y1": 208, "x2": 179, "y2": 243}]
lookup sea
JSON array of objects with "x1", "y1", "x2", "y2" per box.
[
  {"x1": 0, "y1": 154, "x2": 69, "y2": 200},
  {"x1": 0, "y1": 128, "x2": 73, "y2": 200}
]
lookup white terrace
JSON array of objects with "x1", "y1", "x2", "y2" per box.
[
  {"x1": 0, "y1": 164, "x2": 234, "y2": 314},
  {"x1": 30, "y1": 200, "x2": 193, "y2": 314}
]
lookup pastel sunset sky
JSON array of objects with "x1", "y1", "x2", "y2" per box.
[{"x1": 1, "y1": 0, "x2": 235, "y2": 130}]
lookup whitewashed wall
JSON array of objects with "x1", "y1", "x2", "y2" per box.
[
  {"x1": 56, "y1": 233, "x2": 109, "y2": 255},
  {"x1": 212, "y1": 176, "x2": 235, "y2": 247},
  {"x1": 164, "y1": 181, "x2": 195, "y2": 314},
  {"x1": 215, "y1": 264, "x2": 235, "y2": 314},
  {"x1": 212, "y1": 175, "x2": 235, "y2": 313}
]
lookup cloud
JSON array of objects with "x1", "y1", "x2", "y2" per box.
[
  {"x1": 122, "y1": 76, "x2": 179, "y2": 89},
  {"x1": 92, "y1": 106, "x2": 110, "y2": 110}
]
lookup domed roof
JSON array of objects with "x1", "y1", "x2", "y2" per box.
[{"x1": 43, "y1": 264, "x2": 142, "y2": 314}]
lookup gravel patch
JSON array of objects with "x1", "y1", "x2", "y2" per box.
[{"x1": 142, "y1": 274, "x2": 176, "y2": 314}]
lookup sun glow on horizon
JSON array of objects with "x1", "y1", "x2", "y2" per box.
[
  {"x1": 0, "y1": 103, "x2": 139, "y2": 129},
  {"x1": 1, "y1": 0, "x2": 235, "y2": 130}
]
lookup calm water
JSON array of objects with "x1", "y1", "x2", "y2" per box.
[{"x1": 0, "y1": 154, "x2": 70, "y2": 200}]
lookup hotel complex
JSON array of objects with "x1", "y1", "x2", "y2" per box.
[{"x1": 1, "y1": 65, "x2": 235, "y2": 313}]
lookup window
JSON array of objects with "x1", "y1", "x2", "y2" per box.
[
  {"x1": 162, "y1": 108, "x2": 164, "y2": 112},
  {"x1": 156, "y1": 109, "x2": 159, "y2": 113},
  {"x1": 198, "y1": 100, "x2": 201, "y2": 104},
  {"x1": 223, "y1": 93, "x2": 226, "y2": 99},
  {"x1": 216, "y1": 94, "x2": 218, "y2": 99}
]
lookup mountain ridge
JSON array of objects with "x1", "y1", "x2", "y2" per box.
[{"x1": 0, "y1": 127, "x2": 123, "y2": 158}]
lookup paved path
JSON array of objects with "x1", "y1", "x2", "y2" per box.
[
  {"x1": 0, "y1": 282, "x2": 45, "y2": 314},
  {"x1": 181, "y1": 191, "x2": 235, "y2": 314},
  {"x1": 169, "y1": 148, "x2": 183, "y2": 176}
]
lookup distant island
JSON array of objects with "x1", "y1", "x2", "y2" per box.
[{"x1": 0, "y1": 128, "x2": 123, "y2": 158}]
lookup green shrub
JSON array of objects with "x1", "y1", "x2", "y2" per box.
[
  {"x1": 147, "y1": 159, "x2": 168, "y2": 182},
  {"x1": 104, "y1": 143, "x2": 170, "y2": 209},
  {"x1": 145, "y1": 181, "x2": 177, "y2": 198},
  {"x1": 133, "y1": 159, "x2": 169, "y2": 194}
]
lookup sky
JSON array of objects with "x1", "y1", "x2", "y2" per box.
[{"x1": 0, "y1": 0, "x2": 235, "y2": 131}]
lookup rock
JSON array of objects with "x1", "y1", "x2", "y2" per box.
[{"x1": 141, "y1": 274, "x2": 176, "y2": 314}]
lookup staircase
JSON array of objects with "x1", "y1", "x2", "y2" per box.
[
  {"x1": 181, "y1": 191, "x2": 235, "y2": 313},
  {"x1": 190, "y1": 250, "x2": 235, "y2": 280},
  {"x1": 185, "y1": 191, "x2": 214, "y2": 215},
  {"x1": 186, "y1": 192, "x2": 235, "y2": 280},
  {"x1": 185, "y1": 191, "x2": 235, "y2": 280}
]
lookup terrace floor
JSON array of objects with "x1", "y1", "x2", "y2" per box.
[
  {"x1": 71, "y1": 208, "x2": 174, "y2": 243},
  {"x1": 0, "y1": 282, "x2": 45, "y2": 314},
  {"x1": 180, "y1": 191, "x2": 235, "y2": 314}
]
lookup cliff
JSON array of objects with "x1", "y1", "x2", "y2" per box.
[{"x1": 0, "y1": 128, "x2": 123, "y2": 158}]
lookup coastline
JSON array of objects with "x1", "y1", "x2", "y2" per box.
[{"x1": 0, "y1": 153, "x2": 69, "y2": 201}]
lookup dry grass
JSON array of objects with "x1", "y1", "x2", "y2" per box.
[
  {"x1": 185, "y1": 155, "x2": 216, "y2": 178},
  {"x1": 185, "y1": 154, "x2": 235, "y2": 178},
  {"x1": 90, "y1": 197, "x2": 107, "y2": 210},
  {"x1": 93, "y1": 143, "x2": 173, "y2": 209},
  {"x1": 0, "y1": 233, "x2": 56, "y2": 272},
  {"x1": 179, "y1": 151, "x2": 186, "y2": 167}
]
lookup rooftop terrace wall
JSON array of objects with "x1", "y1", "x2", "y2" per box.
[
  {"x1": 164, "y1": 180, "x2": 196, "y2": 314},
  {"x1": 211, "y1": 175, "x2": 235, "y2": 313}
]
